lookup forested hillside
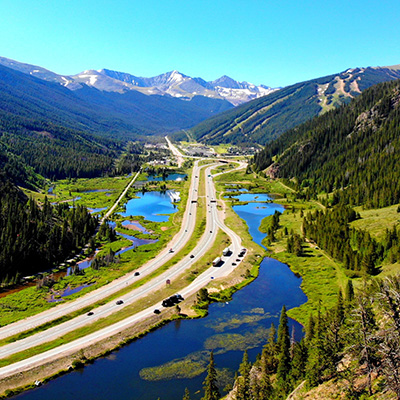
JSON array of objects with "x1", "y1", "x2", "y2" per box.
[
  {"x1": 0, "y1": 115, "x2": 120, "y2": 182},
  {"x1": 189, "y1": 67, "x2": 400, "y2": 145},
  {"x1": 254, "y1": 79, "x2": 400, "y2": 209},
  {"x1": 219, "y1": 276, "x2": 400, "y2": 400},
  {"x1": 0, "y1": 178, "x2": 98, "y2": 283},
  {"x1": 0, "y1": 64, "x2": 233, "y2": 140}
]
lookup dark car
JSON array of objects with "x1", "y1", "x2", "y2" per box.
[
  {"x1": 190, "y1": 254, "x2": 195, "y2": 258},
  {"x1": 153, "y1": 309, "x2": 161, "y2": 314},
  {"x1": 162, "y1": 294, "x2": 184, "y2": 307},
  {"x1": 87, "y1": 311, "x2": 94, "y2": 316},
  {"x1": 232, "y1": 263, "x2": 237, "y2": 266},
  {"x1": 134, "y1": 271, "x2": 140, "y2": 276},
  {"x1": 236, "y1": 258, "x2": 240, "y2": 262},
  {"x1": 116, "y1": 300, "x2": 124, "y2": 305}
]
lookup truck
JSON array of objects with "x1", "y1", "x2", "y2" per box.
[
  {"x1": 222, "y1": 247, "x2": 231, "y2": 256},
  {"x1": 212, "y1": 257, "x2": 222, "y2": 267}
]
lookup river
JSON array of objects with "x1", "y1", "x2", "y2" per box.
[{"x1": 14, "y1": 195, "x2": 306, "y2": 400}]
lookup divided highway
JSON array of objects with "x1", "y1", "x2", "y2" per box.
[
  {"x1": 0, "y1": 161, "x2": 204, "y2": 340},
  {"x1": 0, "y1": 157, "x2": 247, "y2": 382}
]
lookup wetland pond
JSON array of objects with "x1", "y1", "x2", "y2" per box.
[
  {"x1": 119, "y1": 191, "x2": 178, "y2": 222},
  {"x1": 15, "y1": 195, "x2": 307, "y2": 400}
]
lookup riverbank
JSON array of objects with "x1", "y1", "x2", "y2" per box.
[
  {"x1": 0, "y1": 207, "x2": 262, "y2": 399},
  {"x1": 0, "y1": 163, "x2": 292, "y2": 399}
]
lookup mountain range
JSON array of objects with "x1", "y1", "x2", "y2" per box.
[
  {"x1": 253, "y1": 77, "x2": 400, "y2": 208},
  {"x1": 187, "y1": 65, "x2": 400, "y2": 145},
  {"x1": 0, "y1": 61, "x2": 235, "y2": 140},
  {"x1": 0, "y1": 56, "x2": 275, "y2": 106}
]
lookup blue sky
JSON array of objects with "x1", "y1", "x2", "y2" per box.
[{"x1": 1, "y1": 0, "x2": 399, "y2": 87}]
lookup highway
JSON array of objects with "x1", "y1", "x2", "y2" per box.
[
  {"x1": 0, "y1": 160, "x2": 205, "y2": 341},
  {"x1": 0, "y1": 162, "x2": 244, "y2": 357},
  {"x1": 165, "y1": 136, "x2": 184, "y2": 167},
  {"x1": 0, "y1": 160, "x2": 246, "y2": 380}
]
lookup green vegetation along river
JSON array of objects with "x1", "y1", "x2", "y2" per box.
[{"x1": 14, "y1": 198, "x2": 307, "y2": 400}]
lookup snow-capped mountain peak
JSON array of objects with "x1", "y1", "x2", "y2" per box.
[{"x1": 0, "y1": 56, "x2": 277, "y2": 106}]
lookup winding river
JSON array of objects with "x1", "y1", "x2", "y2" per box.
[{"x1": 14, "y1": 195, "x2": 307, "y2": 400}]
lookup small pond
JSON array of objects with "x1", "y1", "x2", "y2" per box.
[
  {"x1": 233, "y1": 200, "x2": 285, "y2": 248},
  {"x1": 66, "y1": 233, "x2": 156, "y2": 276},
  {"x1": 88, "y1": 207, "x2": 107, "y2": 214},
  {"x1": 80, "y1": 189, "x2": 112, "y2": 193},
  {"x1": 146, "y1": 173, "x2": 187, "y2": 181},
  {"x1": 228, "y1": 193, "x2": 272, "y2": 203},
  {"x1": 119, "y1": 191, "x2": 178, "y2": 222},
  {"x1": 122, "y1": 220, "x2": 151, "y2": 234}
]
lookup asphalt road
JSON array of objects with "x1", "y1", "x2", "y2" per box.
[
  {"x1": 0, "y1": 160, "x2": 246, "y2": 380},
  {"x1": 0, "y1": 161, "x2": 205, "y2": 341}
]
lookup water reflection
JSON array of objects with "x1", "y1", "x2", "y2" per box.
[
  {"x1": 119, "y1": 192, "x2": 178, "y2": 222},
  {"x1": 15, "y1": 197, "x2": 306, "y2": 400}
]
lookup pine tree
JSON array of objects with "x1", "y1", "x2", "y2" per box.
[
  {"x1": 236, "y1": 350, "x2": 251, "y2": 400},
  {"x1": 276, "y1": 306, "x2": 291, "y2": 394},
  {"x1": 202, "y1": 351, "x2": 220, "y2": 400},
  {"x1": 261, "y1": 323, "x2": 278, "y2": 375},
  {"x1": 349, "y1": 294, "x2": 379, "y2": 396}
]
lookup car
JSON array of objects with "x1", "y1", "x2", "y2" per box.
[
  {"x1": 87, "y1": 311, "x2": 94, "y2": 316},
  {"x1": 169, "y1": 248, "x2": 174, "y2": 253},
  {"x1": 116, "y1": 300, "x2": 124, "y2": 305},
  {"x1": 232, "y1": 263, "x2": 237, "y2": 266},
  {"x1": 134, "y1": 271, "x2": 140, "y2": 276},
  {"x1": 210, "y1": 276, "x2": 214, "y2": 279},
  {"x1": 189, "y1": 213, "x2": 191, "y2": 215},
  {"x1": 190, "y1": 254, "x2": 195, "y2": 258},
  {"x1": 153, "y1": 309, "x2": 161, "y2": 314},
  {"x1": 210, "y1": 230, "x2": 212, "y2": 233},
  {"x1": 236, "y1": 258, "x2": 240, "y2": 262}
]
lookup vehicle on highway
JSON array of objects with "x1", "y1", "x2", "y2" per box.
[
  {"x1": 236, "y1": 258, "x2": 240, "y2": 262},
  {"x1": 190, "y1": 254, "x2": 195, "y2": 258},
  {"x1": 232, "y1": 262, "x2": 237, "y2": 266},
  {"x1": 239, "y1": 248, "x2": 247, "y2": 257},
  {"x1": 116, "y1": 300, "x2": 124, "y2": 305},
  {"x1": 134, "y1": 271, "x2": 140, "y2": 276},
  {"x1": 153, "y1": 309, "x2": 161, "y2": 314},
  {"x1": 169, "y1": 248, "x2": 174, "y2": 253},
  {"x1": 212, "y1": 257, "x2": 221, "y2": 267},
  {"x1": 223, "y1": 247, "x2": 231, "y2": 256},
  {"x1": 162, "y1": 294, "x2": 184, "y2": 307},
  {"x1": 87, "y1": 311, "x2": 94, "y2": 316}
]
